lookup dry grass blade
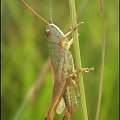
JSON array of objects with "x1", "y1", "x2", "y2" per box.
[
  {"x1": 95, "y1": 0, "x2": 106, "y2": 119},
  {"x1": 28, "y1": 59, "x2": 51, "y2": 101},
  {"x1": 13, "y1": 59, "x2": 51, "y2": 120}
]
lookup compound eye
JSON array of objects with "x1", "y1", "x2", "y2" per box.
[
  {"x1": 45, "y1": 27, "x2": 51, "y2": 38},
  {"x1": 46, "y1": 29, "x2": 50, "y2": 33}
]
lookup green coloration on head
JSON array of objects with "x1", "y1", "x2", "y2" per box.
[
  {"x1": 46, "y1": 24, "x2": 64, "y2": 44},
  {"x1": 46, "y1": 24, "x2": 65, "y2": 70}
]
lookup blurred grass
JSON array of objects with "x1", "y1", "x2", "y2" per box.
[{"x1": 1, "y1": 0, "x2": 119, "y2": 120}]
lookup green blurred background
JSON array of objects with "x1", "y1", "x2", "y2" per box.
[{"x1": 1, "y1": 0, "x2": 119, "y2": 120}]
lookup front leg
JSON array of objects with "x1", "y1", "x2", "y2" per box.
[
  {"x1": 64, "y1": 38, "x2": 73, "y2": 49},
  {"x1": 60, "y1": 38, "x2": 73, "y2": 50}
]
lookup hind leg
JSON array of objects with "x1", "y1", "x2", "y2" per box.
[{"x1": 63, "y1": 108, "x2": 71, "y2": 120}]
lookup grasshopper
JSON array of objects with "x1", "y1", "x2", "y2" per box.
[{"x1": 19, "y1": 0, "x2": 94, "y2": 120}]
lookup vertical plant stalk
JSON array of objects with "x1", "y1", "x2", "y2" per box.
[
  {"x1": 95, "y1": 0, "x2": 105, "y2": 119},
  {"x1": 69, "y1": 0, "x2": 88, "y2": 120}
]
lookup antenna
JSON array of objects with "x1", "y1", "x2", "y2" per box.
[
  {"x1": 50, "y1": 0, "x2": 53, "y2": 23},
  {"x1": 19, "y1": 0, "x2": 50, "y2": 25}
]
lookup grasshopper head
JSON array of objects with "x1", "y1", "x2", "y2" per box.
[{"x1": 46, "y1": 24, "x2": 64, "y2": 44}]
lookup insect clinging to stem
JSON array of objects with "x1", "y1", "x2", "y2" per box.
[{"x1": 19, "y1": 0, "x2": 94, "y2": 120}]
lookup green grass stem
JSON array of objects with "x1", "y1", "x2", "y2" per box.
[{"x1": 69, "y1": 0, "x2": 88, "y2": 120}]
